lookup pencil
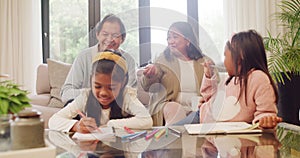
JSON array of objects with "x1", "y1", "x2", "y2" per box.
[{"x1": 76, "y1": 110, "x2": 86, "y2": 118}]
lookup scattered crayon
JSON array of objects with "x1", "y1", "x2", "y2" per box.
[
  {"x1": 124, "y1": 126, "x2": 135, "y2": 134},
  {"x1": 128, "y1": 131, "x2": 147, "y2": 141},
  {"x1": 145, "y1": 128, "x2": 160, "y2": 140},
  {"x1": 154, "y1": 128, "x2": 166, "y2": 139}
]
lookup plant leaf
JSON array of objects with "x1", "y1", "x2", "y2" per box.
[
  {"x1": 0, "y1": 98, "x2": 9, "y2": 114},
  {"x1": 18, "y1": 94, "x2": 31, "y2": 102},
  {"x1": 264, "y1": 0, "x2": 300, "y2": 84},
  {"x1": 9, "y1": 102, "x2": 22, "y2": 114},
  {"x1": 8, "y1": 96, "x2": 22, "y2": 105}
]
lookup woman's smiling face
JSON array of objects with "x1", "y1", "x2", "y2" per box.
[{"x1": 167, "y1": 27, "x2": 190, "y2": 57}]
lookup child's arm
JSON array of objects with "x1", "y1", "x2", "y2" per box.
[
  {"x1": 48, "y1": 89, "x2": 91, "y2": 132},
  {"x1": 250, "y1": 71, "x2": 279, "y2": 126},
  {"x1": 200, "y1": 68, "x2": 218, "y2": 102},
  {"x1": 258, "y1": 116, "x2": 282, "y2": 129}
]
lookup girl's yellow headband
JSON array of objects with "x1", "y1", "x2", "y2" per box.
[{"x1": 92, "y1": 51, "x2": 128, "y2": 74}]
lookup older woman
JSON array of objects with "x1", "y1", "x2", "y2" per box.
[{"x1": 141, "y1": 22, "x2": 216, "y2": 126}]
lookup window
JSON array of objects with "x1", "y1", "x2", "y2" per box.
[
  {"x1": 43, "y1": 0, "x2": 140, "y2": 65},
  {"x1": 42, "y1": 0, "x2": 224, "y2": 65},
  {"x1": 48, "y1": 0, "x2": 89, "y2": 64},
  {"x1": 150, "y1": 0, "x2": 187, "y2": 59},
  {"x1": 101, "y1": 0, "x2": 139, "y2": 64},
  {"x1": 198, "y1": 0, "x2": 225, "y2": 64}
]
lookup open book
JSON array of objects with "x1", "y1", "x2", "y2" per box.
[
  {"x1": 72, "y1": 126, "x2": 115, "y2": 140},
  {"x1": 184, "y1": 122, "x2": 262, "y2": 135}
]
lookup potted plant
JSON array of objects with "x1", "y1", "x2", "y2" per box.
[
  {"x1": 0, "y1": 79, "x2": 32, "y2": 151},
  {"x1": 264, "y1": 0, "x2": 300, "y2": 125},
  {"x1": 0, "y1": 80, "x2": 31, "y2": 115}
]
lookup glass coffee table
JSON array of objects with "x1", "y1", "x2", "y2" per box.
[{"x1": 46, "y1": 123, "x2": 300, "y2": 158}]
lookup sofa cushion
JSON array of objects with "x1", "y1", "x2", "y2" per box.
[
  {"x1": 36, "y1": 64, "x2": 50, "y2": 94},
  {"x1": 47, "y1": 59, "x2": 71, "y2": 108}
]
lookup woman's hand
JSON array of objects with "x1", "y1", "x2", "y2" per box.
[
  {"x1": 71, "y1": 117, "x2": 98, "y2": 133},
  {"x1": 259, "y1": 116, "x2": 282, "y2": 129},
  {"x1": 198, "y1": 97, "x2": 205, "y2": 108},
  {"x1": 143, "y1": 64, "x2": 157, "y2": 78}
]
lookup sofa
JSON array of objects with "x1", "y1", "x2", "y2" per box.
[
  {"x1": 28, "y1": 59, "x2": 150, "y2": 128},
  {"x1": 28, "y1": 59, "x2": 228, "y2": 128}
]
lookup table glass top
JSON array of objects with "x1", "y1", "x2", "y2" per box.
[{"x1": 45, "y1": 123, "x2": 300, "y2": 158}]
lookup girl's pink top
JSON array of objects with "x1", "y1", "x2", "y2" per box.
[{"x1": 200, "y1": 70, "x2": 278, "y2": 124}]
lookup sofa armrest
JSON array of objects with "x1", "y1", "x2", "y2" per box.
[
  {"x1": 28, "y1": 105, "x2": 61, "y2": 129},
  {"x1": 28, "y1": 93, "x2": 51, "y2": 107}
]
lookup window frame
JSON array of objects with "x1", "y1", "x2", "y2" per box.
[{"x1": 41, "y1": 0, "x2": 199, "y2": 65}]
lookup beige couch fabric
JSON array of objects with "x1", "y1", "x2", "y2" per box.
[{"x1": 47, "y1": 59, "x2": 71, "y2": 108}]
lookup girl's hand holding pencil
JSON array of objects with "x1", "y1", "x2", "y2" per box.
[{"x1": 71, "y1": 110, "x2": 100, "y2": 133}]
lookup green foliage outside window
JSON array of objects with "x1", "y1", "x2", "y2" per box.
[
  {"x1": 50, "y1": 0, "x2": 88, "y2": 64},
  {"x1": 49, "y1": 0, "x2": 139, "y2": 64}
]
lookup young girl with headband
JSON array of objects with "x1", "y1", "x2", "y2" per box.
[{"x1": 49, "y1": 51, "x2": 152, "y2": 133}]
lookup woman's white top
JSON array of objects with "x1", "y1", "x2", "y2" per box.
[{"x1": 176, "y1": 59, "x2": 198, "y2": 112}]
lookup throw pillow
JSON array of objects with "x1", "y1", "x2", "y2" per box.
[{"x1": 47, "y1": 59, "x2": 71, "y2": 108}]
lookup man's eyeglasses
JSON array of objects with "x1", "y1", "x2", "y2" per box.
[{"x1": 100, "y1": 32, "x2": 121, "y2": 39}]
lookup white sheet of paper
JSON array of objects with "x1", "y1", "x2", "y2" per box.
[
  {"x1": 72, "y1": 127, "x2": 115, "y2": 140},
  {"x1": 184, "y1": 122, "x2": 262, "y2": 134}
]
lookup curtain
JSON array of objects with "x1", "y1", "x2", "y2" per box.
[
  {"x1": 224, "y1": 0, "x2": 283, "y2": 38},
  {"x1": 0, "y1": 0, "x2": 42, "y2": 93}
]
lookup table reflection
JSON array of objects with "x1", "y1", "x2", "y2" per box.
[
  {"x1": 47, "y1": 124, "x2": 300, "y2": 158},
  {"x1": 200, "y1": 133, "x2": 280, "y2": 158},
  {"x1": 48, "y1": 129, "x2": 181, "y2": 158}
]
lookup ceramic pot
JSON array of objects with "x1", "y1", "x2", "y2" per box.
[
  {"x1": 0, "y1": 114, "x2": 12, "y2": 151},
  {"x1": 10, "y1": 109, "x2": 45, "y2": 150}
]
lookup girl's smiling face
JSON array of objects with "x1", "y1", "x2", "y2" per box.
[{"x1": 91, "y1": 73, "x2": 123, "y2": 109}]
